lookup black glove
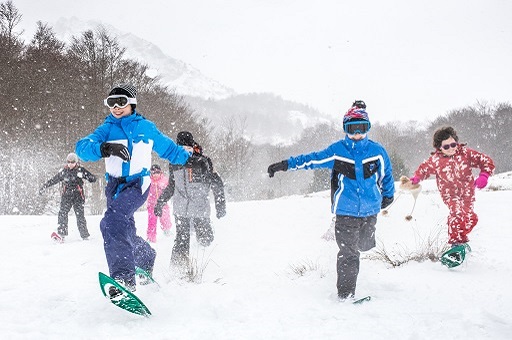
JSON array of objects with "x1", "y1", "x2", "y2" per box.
[
  {"x1": 267, "y1": 160, "x2": 288, "y2": 178},
  {"x1": 154, "y1": 201, "x2": 164, "y2": 217},
  {"x1": 100, "y1": 142, "x2": 131, "y2": 161},
  {"x1": 216, "y1": 207, "x2": 226, "y2": 219},
  {"x1": 381, "y1": 196, "x2": 394, "y2": 209}
]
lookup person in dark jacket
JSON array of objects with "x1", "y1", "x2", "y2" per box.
[
  {"x1": 155, "y1": 131, "x2": 226, "y2": 268},
  {"x1": 267, "y1": 103, "x2": 395, "y2": 301},
  {"x1": 39, "y1": 152, "x2": 97, "y2": 241}
]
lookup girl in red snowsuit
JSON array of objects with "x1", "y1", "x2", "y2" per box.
[
  {"x1": 410, "y1": 127, "x2": 495, "y2": 245},
  {"x1": 146, "y1": 164, "x2": 172, "y2": 242}
]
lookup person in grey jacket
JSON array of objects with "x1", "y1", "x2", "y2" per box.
[{"x1": 155, "y1": 131, "x2": 226, "y2": 267}]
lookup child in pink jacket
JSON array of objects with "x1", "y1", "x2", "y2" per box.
[
  {"x1": 146, "y1": 164, "x2": 172, "y2": 242},
  {"x1": 410, "y1": 126, "x2": 495, "y2": 246}
]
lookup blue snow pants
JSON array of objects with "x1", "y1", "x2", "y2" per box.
[{"x1": 100, "y1": 177, "x2": 156, "y2": 286}]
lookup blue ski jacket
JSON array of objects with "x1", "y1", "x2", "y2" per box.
[
  {"x1": 287, "y1": 135, "x2": 395, "y2": 217},
  {"x1": 76, "y1": 111, "x2": 190, "y2": 193}
]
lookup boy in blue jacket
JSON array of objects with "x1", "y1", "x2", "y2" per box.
[
  {"x1": 268, "y1": 101, "x2": 395, "y2": 300},
  {"x1": 76, "y1": 84, "x2": 192, "y2": 294}
]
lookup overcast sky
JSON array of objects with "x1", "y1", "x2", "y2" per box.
[{"x1": 12, "y1": 0, "x2": 512, "y2": 124}]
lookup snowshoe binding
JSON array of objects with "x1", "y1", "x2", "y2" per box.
[{"x1": 99, "y1": 272, "x2": 151, "y2": 317}]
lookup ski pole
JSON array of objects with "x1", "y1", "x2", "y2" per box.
[{"x1": 405, "y1": 185, "x2": 421, "y2": 221}]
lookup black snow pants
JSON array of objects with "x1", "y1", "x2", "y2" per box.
[
  {"x1": 57, "y1": 190, "x2": 89, "y2": 239},
  {"x1": 171, "y1": 215, "x2": 214, "y2": 266},
  {"x1": 334, "y1": 214, "x2": 377, "y2": 298}
]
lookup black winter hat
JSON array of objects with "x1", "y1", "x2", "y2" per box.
[
  {"x1": 352, "y1": 100, "x2": 366, "y2": 109},
  {"x1": 109, "y1": 84, "x2": 137, "y2": 109},
  {"x1": 176, "y1": 131, "x2": 194, "y2": 147},
  {"x1": 109, "y1": 84, "x2": 137, "y2": 97}
]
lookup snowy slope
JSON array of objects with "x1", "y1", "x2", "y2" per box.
[
  {"x1": 1, "y1": 174, "x2": 511, "y2": 339},
  {"x1": 51, "y1": 17, "x2": 333, "y2": 145},
  {"x1": 52, "y1": 17, "x2": 235, "y2": 100}
]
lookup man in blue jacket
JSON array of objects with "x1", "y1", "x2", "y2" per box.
[
  {"x1": 76, "y1": 84, "x2": 192, "y2": 295},
  {"x1": 267, "y1": 101, "x2": 395, "y2": 300}
]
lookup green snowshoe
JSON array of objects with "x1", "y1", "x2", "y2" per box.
[
  {"x1": 98, "y1": 272, "x2": 151, "y2": 317},
  {"x1": 440, "y1": 243, "x2": 471, "y2": 268}
]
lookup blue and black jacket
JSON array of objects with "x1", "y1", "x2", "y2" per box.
[{"x1": 287, "y1": 135, "x2": 395, "y2": 217}]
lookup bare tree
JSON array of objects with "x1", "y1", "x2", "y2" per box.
[
  {"x1": 0, "y1": 0, "x2": 24, "y2": 120},
  {"x1": 0, "y1": 0, "x2": 23, "y2": 43},
  {"x1": 493, "y1": 103, "x2": 512, "y2": 173},
  {"x1": 213, "y1": 116, "x2": 253, "y2": 200}
]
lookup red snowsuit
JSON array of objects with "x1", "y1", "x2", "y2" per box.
[
  {"x1": 147, "y1": 173, "x2": 172, "y2": 242},
  {"x1": 413, "y1": 145, "x2": 495, "y2": 244}
]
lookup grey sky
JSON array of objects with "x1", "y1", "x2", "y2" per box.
[{"x1": 12, "y1": 0, "x2": 512, "y2": 123}]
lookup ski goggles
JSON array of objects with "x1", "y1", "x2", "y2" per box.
[
  {"x1": 441, "y1": 142, "x2": 458, "y2": 150},
  {"x1": 343, "y1": 121, "x2": 371, "y2": 135},
  {"x1": 104, "y1": 95, "x2": 137, "y2": 109}
]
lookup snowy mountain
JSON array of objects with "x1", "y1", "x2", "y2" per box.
[
  {"x1": 2, "y1": 173, "x2": 512, "y2": 338},
  {"x1": 51, "y1": 17, "x2": 335, "y2": 145},
  {"x1": 186, "y1": 93, "x2": 333, "y2": 145},
  {"x1": 52, "y1": 17, "x2": 236, "y2": 100}
]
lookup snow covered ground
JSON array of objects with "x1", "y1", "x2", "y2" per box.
[{"x1": 1, "y1": 174, "x2": 512, "y2": 339}]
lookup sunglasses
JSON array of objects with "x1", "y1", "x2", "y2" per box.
[
  {"x1": 441, "y1": 142, "x2": 458, "y2": 150},
  {"x1": 104, "y1": 95, "x2": 137, "y2": 109},
  {"x1": 344, "y1": 121, "x2": 370, "y2": 135},
  {"x1": 67, "y1": 161, "x2": 76, "y2": 164}
]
